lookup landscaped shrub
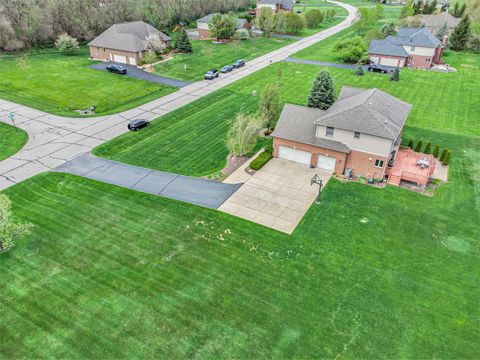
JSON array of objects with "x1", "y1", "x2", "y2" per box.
[
  {"x1": 250, "y1": 151, "x2": 273, "y2": 170},
  {"x1": 234, "y1": 29, "x2": 250, "y2": 40},
  {"x1": 424, "y1": 142, "x2": 432, "y2": 154},
  {"x1": 55, "y1": 33, "x2": 79, "y2": 54},
  {"x1": 442, "y1": 150, "x2": 452, "y2": 165},
  {"x1": 142, "y1": 52, "x2": 160, "y2": 65},
  {"x1": 305, "y1": 9, "x2": 324, "y2": 28},
  {"x1": 432, "y1": 144, "x2": 440, "y2": 158},
  {"x1": 407, "y1": 140, "x2": 414, "y2": 149},
  {"x1": 285, "y1": 12, "x2": 305, "y2": 34},
  {"x1": 333, "y1": 36, "x2": 368, "y2": 63},
  {"x1": 440, "y1": 148, "x2": 448, "y2": 161},
  {"x1": 414, "y1": 140, "x2": 423, "y2": 152},
  {"x1": 355, "y1": 65, "x2": 364, "y2": 76},
  {"x1": 390, "y1": 67, "x2": 400, "y2": 81}
]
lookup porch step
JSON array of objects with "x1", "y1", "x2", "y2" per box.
[{"x1": 388, "y1": 174, "x2": 401, "y2": 186}]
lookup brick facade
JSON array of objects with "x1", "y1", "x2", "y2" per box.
[
  {"x1": 89, "y1": 47, "x2": 140, "y2": 64},
  {"x1": 273, "y1": 138, "x2": 388, "y2": 178},
  {"x1": 198, "y1": 28, "x2": 211, "y2": 40}
]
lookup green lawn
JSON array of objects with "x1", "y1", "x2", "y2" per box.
[
  {"x1": 0, "y1": 48, "x2": 176, "y2": 117},
  {"x1": 95, "y1": 51, "x2": 479, "y2": 176},
  {"x1": 0, "y1": 122, "x2": 28, "y2": 161}
]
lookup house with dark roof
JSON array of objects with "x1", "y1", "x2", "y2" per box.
[
  {"x1": 256, "y1": 0, "x2": 295, "y2": 13},
  {"x1": 196, "y1": 14, "x2": 249, "y2": 40},
  {"x1": 407, "y1": 13, "x2": 460, "y2": 36},
  {"x1": 368, "y1": 27, "x2": 443, "y2": 69},
  {"x1": 88, "y1": 21, "x2": 171, "y2": 66},
  {"x1": 271, "y1": 87, "x2": 412, "y2": 179}
]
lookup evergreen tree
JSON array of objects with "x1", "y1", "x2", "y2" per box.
[
  {"x1": 424, "y1": 142, "x2": 432, "y2": 154},
  {"x1": 440, "y1": 148, "x2": 448, "y2": 161},
  {"x1": 452, "y1": 2, "x2": 459, "y2": 17},
  {"x1": 390, "y1": 67, "x2": 400, "y2": 81},
  {"x1": 355, "y1": 65, "x2": 364, "y2": 76},
  {"x1": 174, "y1": 27, "x2": 193, "y2": 53},
  {"x1": 435, "y1": 22, "x2": 448, "y2": 40},
  {"x1": 407, "y1": 140, "x2": 414, "y2": 148},
  {"x1": 458, "y1": 3, "x2": 466, "y2": 17},
  {"x1": 449, "y1": 15, "x2": 471, "y2": 51},
  {"x1": 382, "y1": 22, "x2": 397, "y2": 37},
  {"x1": 442, "y1": 150, "x2": 452, "y2": 165},
  {"x1": 432, "y1": 144, "x2": 440, "y2": 158},
  {"x1": 307, "y1": 71, "x2": 336, "y2": 110},
  {"x1": 415, "y1": 140, "x2": 423, "y2": 152}
]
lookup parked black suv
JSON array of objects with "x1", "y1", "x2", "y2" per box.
[
  {"x1": 204, "y1": 68, "x2": 219, "y2": 80},
  {"x1": 233, "y1": 60, "x2": 245, "y2": 69},
  {"x1": 221, "y1": 65, "x2": 234, "y2": 73},
  {"x1": 367, "y1": 64, "x2": 389, "y2": 73},
  {"x1": 106, "y1": 64, "x2": 127, "y2": 74},
  {"x1": 128, "y1": 119, "x2": 149, "y2": 131}
]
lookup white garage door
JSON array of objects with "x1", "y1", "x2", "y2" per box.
[
  {"x1": 317, "y1": 155, "x2": 336, "y2": 172},
  {"x1": 113, "y1": 54, "x2": 127, "y2": 64},
  {"x1": 278, "y1": 146, "x2": 311, "y2": 166},
  {"x1": 129, "y1": 57, "x2": 137, "y2": 65},
  {"x1": 379, "y1": 57, "x2": 400, "y2": 67}
]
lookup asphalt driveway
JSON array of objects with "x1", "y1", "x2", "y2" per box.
[
  {"x1": 90, "y1": 62, "x2": 192, "y2": 88},
  {"x1": 54, "y1": 154, "x2": 241, "y2": 209}
]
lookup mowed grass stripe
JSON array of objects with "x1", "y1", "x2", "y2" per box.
[{"x1": 0, "y1": 123, "x2": 28, "y2": 161}]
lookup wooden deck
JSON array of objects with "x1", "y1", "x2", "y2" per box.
[{"x1": 387, "y1": 149, "x2": 435, "y2": 186}]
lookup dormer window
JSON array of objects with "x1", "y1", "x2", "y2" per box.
[
  {"x1": 354, "y1": 131, "x2": 360, "y2": 139},
  {"x1": 326, "y1": 126, "x2": 334, "y2": 137}
]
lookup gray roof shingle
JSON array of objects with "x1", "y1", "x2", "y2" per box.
[
  {"x1": 271, "y1": 104, "x2": 350, "y2": 153},
  {"x1": 313, "y1": 87, "x2": 412, "y2": 139},
  {"x1": 88, "y1": 21, "x2": 170, "y2": 53},
  {"x1": 258, "y1": 0, "x2": 295, "y2": 10},
  {"x1": 368, "y1": 39, "x2": 409, "y2": 57},
  {"x1": 407, "y1": 13, "x2": 460, "y2": 30},
  {"x1": 390, "y1": 27, "x2": 442, "y2": 48}
]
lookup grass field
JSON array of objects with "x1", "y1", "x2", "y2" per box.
[
  {"x1": 95, "y1": 51, "x2": 479, "y2": 176},
  {"x1": 0, "y1": 123, "x2": 28, "y2": 161},
  {"x1": 0, "y1": 48, "x2": 176, "y2": 117}
]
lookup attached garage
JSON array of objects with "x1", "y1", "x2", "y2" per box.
[
  {"x1": 379, "y1": 57, "x2": 405, "y2": 67},
  {"x1": 317, "y1": 155, "x2": 336, "y2": 172},
  {"x1": 113, "y1": 54, "x2": 127, "y2": 64},
  {"x1": 278, "y1": 146, "x2": 311, "y2": 166},
  {"x1": 128, "y1": 56, "x2": 137, "y2": 65}
]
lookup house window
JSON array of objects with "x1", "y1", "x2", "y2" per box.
[
  {"x1": 354, "y1": 132, "x2": 360, "y2": 139},
  {"x1": 411, "y1": 46, "x2": 416, "y2": 51},
  {"x1": 375, "y1": 160, "x2": 384, "y2": 168},
  {"x1": 325, "y1": 126, "x2": 334, "y2": 137}
]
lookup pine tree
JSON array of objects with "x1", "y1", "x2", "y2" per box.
[
  {"x1": 449, "y1": 15, "x2": 471, "y2": 51},
  {"x1": 307, "y1": 71, "x2": 336, "y2": 110},
  {"x1": 407, "y1": 140, "x2": 414, "y2": 148},
  {"x1": 355, "y1": 65, "x2": 364, "y2": 76},
  {"x1": 458, "y1": 3, "x2": 466, "y2": 17},
  {"x1": 452, "y1": 2, "x2": 459, "y2": 17},
  {"x1": 174, "y1": 27, "x2": 193, "y2": 53},
  {"x1": 390, "y1": 67, "x2": 400, "y2": 81},
  {"x1": 432, "y1": 144, "x2": 440, "y2": 158},
  {"x1": 435, "y1": 22, "x2": 448, "y2": 41},
  {"x1": 424, "y1": 142, "x2": 431, "y2": 154},
  {"x1": 440, "y1": 148, "x2": 448, "y2": 161},
  {"x1": 442, "y1": 150, "x2": 452, "y2": 165},
  {"x1": 415, "y1": 140, "x2": 423, "y2": 152}
]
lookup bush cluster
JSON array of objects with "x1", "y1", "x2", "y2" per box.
[{"x1": 250, "y1": 151, "x2": 273, "y2": 171}]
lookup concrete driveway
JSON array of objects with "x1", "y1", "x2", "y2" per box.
[
  {"x1": 90, "y1": 62, "x2": 192, "y2": 88},
  {"x1": 54, "y1": 154, "x2": 241, "y2": 209},
  {"x1": 219, "y1": 159, "x2": 331, "y2": 234}
]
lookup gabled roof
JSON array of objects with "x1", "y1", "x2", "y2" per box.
[
  {"x1": 271, "y1": 104, "x2": 350, "y2": 153},
  {"x1": 407, "y1": 13, "x2": 460, "y2": 30},
  {"x1": 197, "y1": 13, "x2": 248, "y2": 29},
  {"x1": 313, "y1": 87, "x2": 412, "y2": 140},
  {"x1": 369, "y1": 39, "x2": 409, "y2": 57},
  {"x1": 257, "y1": 0, "x2": 295, "y2": 10},
  {"x1": 389, "y1": 27, "x2": 442, "y2": 48},
  {"x1": 88, "y1": 21, "x2": 170, "y2": 53}
]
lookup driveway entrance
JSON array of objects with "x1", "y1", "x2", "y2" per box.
[{"x1": 219, "y1": 159, "x2": 331, "y2": 234}]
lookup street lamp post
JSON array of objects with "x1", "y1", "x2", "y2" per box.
[{"x1": 8, "y1": 112, "x2": 17, "y2": 132}]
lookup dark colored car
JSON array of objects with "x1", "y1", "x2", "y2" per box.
[
  {"x1": 128, "y1": 119, "x2": 149, "y2": 131},
  {"x1": 221, "y1": 65, "x2": 234, "y2": 73},
  {"x1": 204, "y1": 68, "x2": 219, "y2": 80},
  {"x1": 106, "y1": 64, "x2": 127, "y2": 74},
  {"x1": 367, "y1": 64, "x2": 389, "y2": 73},
  {"x1": 233, "y1": 60, "x2": 245, "y2": 69}
]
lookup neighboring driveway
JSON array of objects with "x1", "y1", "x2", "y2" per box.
[
  {"x1": 90, "y1": 62, "x2": 192, "y2": 88},
  {"x1": 54, "y1": 154, "x2": 241, "y2": 209},
  {"x1": 219, "y1": 159, "x2": 331, "y2": 234}
]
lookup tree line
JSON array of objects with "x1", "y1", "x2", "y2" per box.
[{"x1": 0, "y1": 0, "x2": 253, "y2": 51}]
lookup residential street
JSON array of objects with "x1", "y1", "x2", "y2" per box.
[{"x1": 0, "y1": 1, "x2": 357, "y2": 191}]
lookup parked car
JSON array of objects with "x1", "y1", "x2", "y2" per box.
[
  {"x1": 204, "y1": 68, "x2": 219, "y2": 80},
  {"x1": 367, "y1": 64, "x2": 389, "y2": 73},
  {"x1": 221, "y1": 65, "x2": 234, "y2": 73},
  {"x1": 233, "y1": 60, "x2": 245, "y2": 69},
  {"x1": 106, "y1": 64, "x2": 127, "y2": 74},
  {"x1": 127, "y1": 119, "x2": 149, "y2": 131}
]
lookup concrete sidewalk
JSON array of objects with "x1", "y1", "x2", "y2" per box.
[{"x1": 54, "y1": 154, "x2": 241, "y2": 209}]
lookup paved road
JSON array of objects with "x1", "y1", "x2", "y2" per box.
[
  {"x1": 90, "y1": 62, "x2": 192, "y2": 88},
  {"x1": 0, "y1": 1, "x2": 357, "y2": 191},
  {"x1": 54, "y1": 154, "x2": 240, "y2": 208}
]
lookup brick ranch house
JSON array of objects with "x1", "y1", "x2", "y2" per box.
[
  {"x1": 368, "y1": 27, "x2": 442, "y2": 69},
  {"x1": 88, "y1": 21, "x2": 171, "y2": 66},
  {"x1": 196, "y1": 14, "x2": 250, "y2": 40},
  {"x1": 271, "y1": 87, "x2": 412, "y2": 180},
  {"x1": 256, "y1": 0, "x2": 295, "y2": 13}
]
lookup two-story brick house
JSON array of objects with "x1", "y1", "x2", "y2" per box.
[
  {"x1": 256, "y1": 0, "x2": 295, "y2": 13},
  {"x1": 271, "y1": 87, "x2": 412, "y2": 179},
  {"x1": 368, "y1": 27, "x2": 442, "y2": 69}
]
